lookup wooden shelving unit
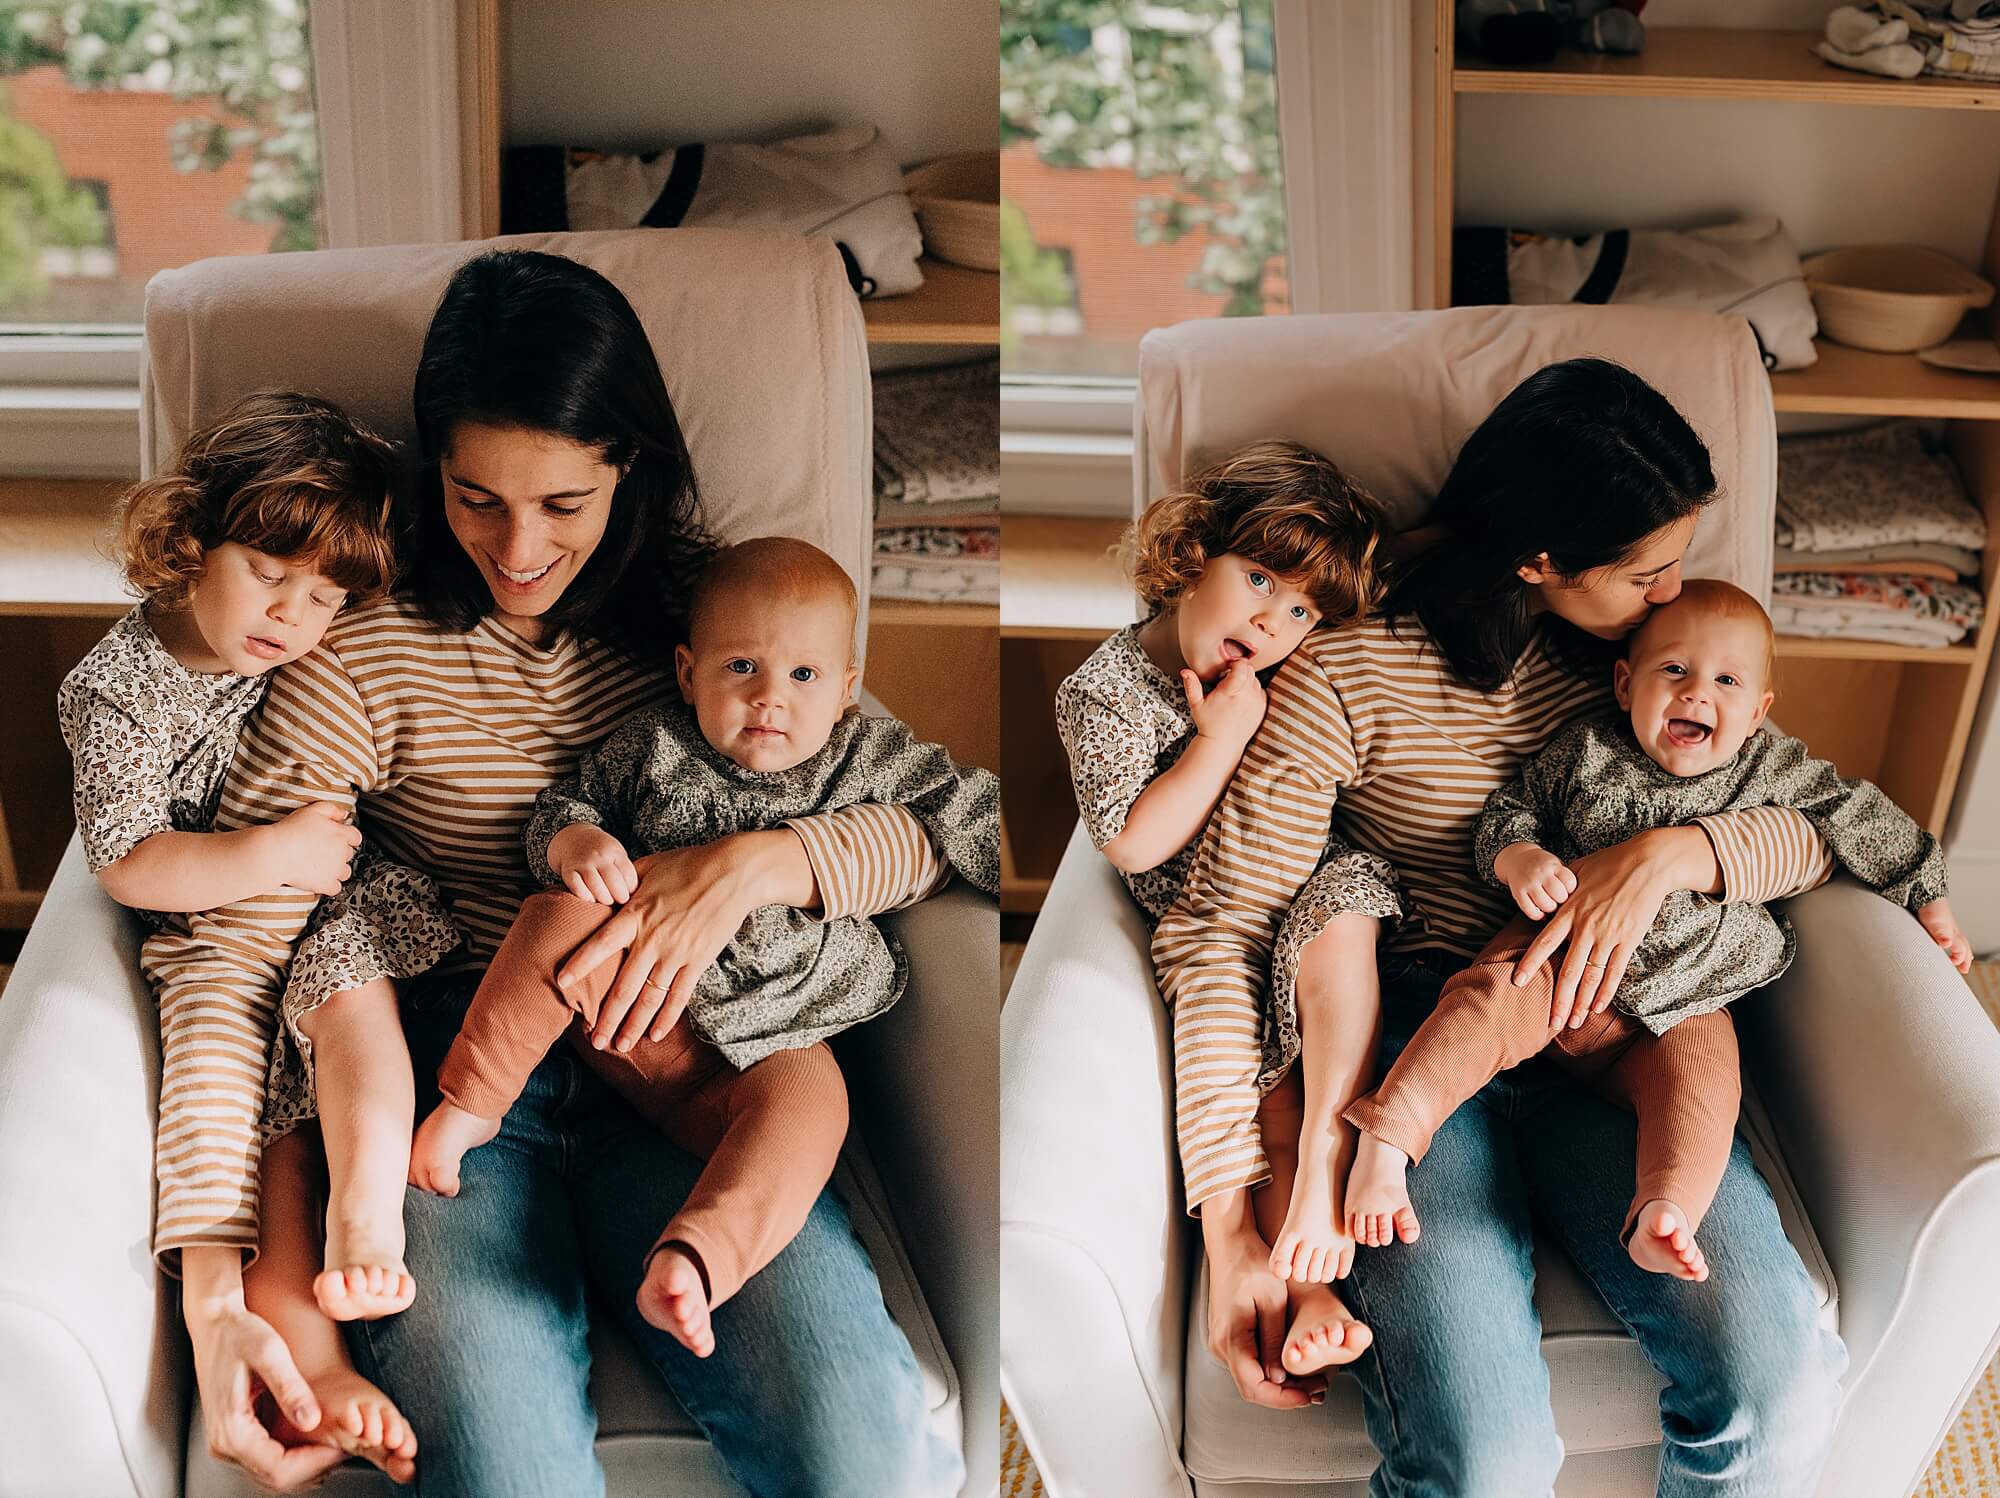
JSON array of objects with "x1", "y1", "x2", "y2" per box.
[
  {"x1": 1433, "y1": 7, "x2": 2000, "y2": 833},
  {"x1": 862, "y1": 258, "x2": 1000, "y2": 345}
]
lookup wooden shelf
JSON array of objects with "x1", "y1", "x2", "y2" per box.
[
  {"x1": 1455, "y1": 27, "x2": 2000, "y2": 110},
  {"x1": 0, "y1": 479, "x2": 128, "y2": 618},
  {"x1": 1774, "y1": 634, "x2": 1976, "y2": 664},
  {"x1": 999, "y1": 514, "x2": 1132, "y2": 639},
  {"x1": 869, "y1": 598, "x2": 997, "y2": 629},
  {"x1": 862, "y1": 259, "x2": 999, "y2": 345},
  {"x1": 1770, "y1": 340, "x2": 2000, "y2": 419}
]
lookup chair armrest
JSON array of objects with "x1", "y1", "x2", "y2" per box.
[
  {"x1": 1734, "y1": 876, "x2": 2000, "y2": 1498},
  {"x1": 0, "y1": 837, "x2": 186, "y2": 1498},
  {"x1": 1000, "y1": 826, "x2": 1190, "y2": 1498},
  {"x1": 842, "y1": 878, "x2": 1001, "y2": 1497}
]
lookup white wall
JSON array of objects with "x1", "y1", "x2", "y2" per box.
[{"x1": 503, "y1": 0, "x2": 996, "y2": 167}]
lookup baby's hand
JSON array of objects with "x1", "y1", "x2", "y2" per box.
[
  {"x1": 269, "y1": 801, "x2": 362, "y2": 897},
  {"x1": 550, "y1": 823, "x2": 638, "y2": 905},
  {"x1": 1183, "y1": 660, "x2": 1266, "y2": 748},
  {"x1": 1918, "y1": 898, "x2": 1973, "y2": 974},
  {"x1": 1495, "y1": 842, "x2": 1576, "y2": 920}
]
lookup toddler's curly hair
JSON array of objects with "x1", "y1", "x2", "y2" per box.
[
  {"x1": 1126, "y1": 439, "x2": 1388, "y2": 622},
  {"x1": 116, "y1": 391, "x2": 402, "y2": 609}
]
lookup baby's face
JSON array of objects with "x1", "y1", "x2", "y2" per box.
[
  {"x1": 190, "y1": 543, "x2": 347, "y2": 675},
  {"x1": 1615, "y1": 607, "x2": 1775, "y2": 777},
  {"x1": 675, "y1": 592, "x2": 859, "y2": 772}
]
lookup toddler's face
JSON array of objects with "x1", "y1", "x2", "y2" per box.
[
  {"x1": 675, "y1": 593, "x2": 859, "y2": 772},
  {"x1": 1174, "y1": 554, "x2": 1322, "y2": 683},
  {"x1": 189, "y1": 543, "x2": 347, "y2": 676},
  {"x1": 1615, "y1": 606, "x2": 1775, "y2": 777}
]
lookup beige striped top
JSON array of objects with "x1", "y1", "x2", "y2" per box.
[
  {"x1": 1150, "y1": 616, "x2": 1835, "y2": 1213},
  {"x1": 140, "y1": 597, "x2": 948, "y2": 1266}
]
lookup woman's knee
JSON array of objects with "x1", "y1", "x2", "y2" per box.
[{"x1": 1391, "y1": 1407, "x2": 1562, "y2": 1498}]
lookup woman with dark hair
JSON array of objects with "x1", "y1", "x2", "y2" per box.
[
  {"x1": 147, "y1": 249, "x2": 960, "y2": 1496},
  {"x1": 1155, "y1": 359, "x2": 1847, "y2": 1493}
]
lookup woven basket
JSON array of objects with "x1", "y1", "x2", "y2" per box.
[
  {"x1": 1804, "y1": 246, "x2": 1994, "y2": 353},
  {"x1": 903, "y1": 153, "x2": 998, "y2": 272}
]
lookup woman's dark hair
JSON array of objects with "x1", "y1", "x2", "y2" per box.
[
  {"x1": 408, "y1": 249, "x2": 715, "y2": 652},
  {"x1": 1383, "y1": 357, "x2": 1717, "y2": 690}
]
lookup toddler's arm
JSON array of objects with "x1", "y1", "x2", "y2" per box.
[
  {"x1": 97, "y1": 807, "x2": 361, "y2": 912},
  {"x1": 1103, "y1": 661, "x2": 1265, "y2": 874}
]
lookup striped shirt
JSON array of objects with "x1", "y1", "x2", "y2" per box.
[
  {"x1": 141, "y1": 597, "x2": 948, "y2": 1266},
  {"x1": 1151, "y1": 616, "x2": 1836, "y2": 1213}
]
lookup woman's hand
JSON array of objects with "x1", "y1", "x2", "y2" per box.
[
  {"x1": 1201, "y1": 1194, "x2": 1325, "y2": 1410},
  {"x1": 1514, "y1": 827, "x2": 1707, "y2": 1027},
  {"x1": 183, "y1": 1271, "x2": 347, "y2": 1491},
  {"x1": 556, "y1": 829, "x2": 811, "y2": 1052}
]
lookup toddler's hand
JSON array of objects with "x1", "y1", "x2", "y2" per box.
[
  {"x1": 551, "y1": 824, "x2": 639, "y2": 905},
  {"x1": 1496, "y1": 842, "x2": 1575, "y2": 920},
  {"x1": 270, "y1": 801, "x2": 361, "y2": 897},
  {"x1": 1918, "y1": 898, "x2": 1973, "y2": 974},
  {"x1": 1184, "y1": 661, "x2": 1266, "y2": 748}
]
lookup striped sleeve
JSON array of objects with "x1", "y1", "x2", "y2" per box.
[
  {"x1": 786, "y1": 802, "x2": 950, "y2": 920},
  {"x1": 1151, "y1": 650, "x2": 1356, "y2": 1214},
  {"x1": 1694, "y1": 805, "x2": 1836, "y2": 905},
  {"x1": 139, "y1": 646, "x2": 377, "y2": 1270}
]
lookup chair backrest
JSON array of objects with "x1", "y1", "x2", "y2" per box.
[
  {"x1": 1134, "y1": 303, "x2": 1776, "y2": 602},
  {"x1": 139, "y1": 227, "x2": 875, "y2": 650}
]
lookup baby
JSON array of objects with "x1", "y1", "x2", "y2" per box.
[
  {"x1": 1056, "y1": 440, "x2": 1404, "y2": 1376},
  {"x1": 1342, "y1": 579, "x2": 1971, "y2": 1280},
  {"x1": 408, "y1": 536, "x2": 999, "y2": 1356},
  {"x1": 59, "y1": 391, "x2": 458, "y2": 1480}
]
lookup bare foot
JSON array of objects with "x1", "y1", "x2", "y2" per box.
[
  {"x1": 1344, "y1": 1132, "x2": 1422, "y2": 1248},
  {"x1": 266, "y1": 1363, "x2": 419, "y2": 1485},
  {"x1": 313, "y1": 1207, "x2": 414, "y2": 1322},
  {"x1": 637, "y1": 1242, "x2": 715, "y2": 1357},
  {"x1": 1280, "y1": 1282, "x2": 1374, "y2": 1375},
  {"x1": 1268, "y1": 1144, "x2": 1355, "y2": 1283},
  {"x1": 409, "y1": 1102, "x2": 501, "y2": 1198},
  {"x1": 1628, "y1": 1199, "x2": 1708, "y2": 1282}
]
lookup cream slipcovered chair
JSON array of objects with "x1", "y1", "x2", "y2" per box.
[
  {"x1": 0, "y1": 230, "x2": 997, "y2": 1498},
  {"x1": 1000, "y1": 304, "x2": 2000, "y2": 1497}
]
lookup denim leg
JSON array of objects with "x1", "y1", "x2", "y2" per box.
[
  {"x1": 347, "y1": 995, "x2": 603, "y2": 1498},
  {"x1": 563, "y1": 1061, "x2": 963, "y2": 1498},
  {"x1": 1512, "y1": 1075, "x2": 1847, "y2": 1497},
  {"x1": 1343, "y1": 1076, "x2": 1563, "y2": 1498}
]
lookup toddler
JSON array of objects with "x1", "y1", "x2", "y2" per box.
[
  {"x1": 408, "y1": 536, "x2": 998, "y2": 1357},
  {"x1": 58, "y1": 392, "x2": 458, "y2": 1480},
  {"x1": 1343, "y1": 579, "x2": 1971, "y2": 1280},
  {"x1": 1055, "y1": 440, "x2": 1404, "y2": 1377}
]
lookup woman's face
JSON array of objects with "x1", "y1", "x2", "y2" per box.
[
  {"x1": 440, "y1": 420, "x2": 620, "y2": 641},
  {"x1": 1519, "y1": 512, "x2": 1697, "y2": 641}
]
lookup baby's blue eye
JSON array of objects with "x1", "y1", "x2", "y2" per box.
[
  {"x1": 725, "y1": 659, "x2": 754, "y2": 675},
  {"x1": 1717, "y1": 674, "x2": 1739, "y2": 688},
  {"x1": 1661, "y1": 663, "x2": 1685, "y2": 676},
  {"x1": 790, "y1": 667, "x2": 818, "y2": 683}
]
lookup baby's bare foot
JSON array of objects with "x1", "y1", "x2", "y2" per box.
[
  {"x1": 1628, "y1": 1200, "x2": 1708, "y2": 1281},
  {"x1": 1345, "y1": 1132, "x2": 1421, "y2": 1248},
  {"x1": 637, "y1": 1242, "x2": 715, "y2": 1358},
  {"x1": 1280, "y1": 1282, "x2": 1374, "y2": 1375},
  {"x1": 314, "y1": 1213, "x2": 414, "y2": 1322},
  {"x1": 409, "y1": 1102, "x2": 501, "y2": 1199},
  {"x1": 1269, "y1": 1148, "x2": 1354, "y2": 1283},
  {"x1": 272, "y1": 1364, "x2": 419, "y2": 1485}
]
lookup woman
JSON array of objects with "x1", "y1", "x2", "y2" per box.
[
  {"x1": 149, "y1": 250, "x2": 962, "y2": 1496},
  {"x1": 1154, "y1": 359, "x2": 1847, "y2": 1494}
]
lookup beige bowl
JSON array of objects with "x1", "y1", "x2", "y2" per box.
[
  {"x1": 1804, "y1": 246, "x2": 1994, "y2": 353},
  {"x1": 903, "y1": 153, "x2": 999, "y2": 272}
]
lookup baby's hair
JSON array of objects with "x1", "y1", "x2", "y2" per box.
[
  {"x1": 690, "y1": 536, "x2": 858, "y2": 659},
  {"x1": 1125, "y1": 439, "x2": 1388, "y2": 623},
  {"x1": 116, "y1": 391, "x2": 402, "y2": 609},
  {"x1": 1632, "y1": 578, "x2": 1775, "y2": 679}
]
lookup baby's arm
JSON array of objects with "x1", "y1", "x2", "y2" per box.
[
  {"x1": 546, "y1": 823, "x2": 638, "y2": 905},
  {"x1": 1474, "y1": 753, "x2": 1576, "y2": 920},
  {"x1": 523, "y1": 712, "x2": 657, "y2": 903},
  {"x1": 1103, "y1": 661, "x2": 1265, "y2": 874}
]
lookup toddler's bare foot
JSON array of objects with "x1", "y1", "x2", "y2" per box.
[
  {"x1": 1268, "y1": 1148, "x2": 1355, "y2": 1283},
  {"x1": 314, "y1": 1213, "x2": 415, "y2": 1321},
  {"x1": 266, "y1": 1364, "x2": 419, "y2": 1485},
  {"x1": 1280, "y1": 1282, "x2": 1374, "y2": 1375},
  {"x1": 1344, "y1": 1132, "x2": 1422, "y2": 1248},
  {"x1": 409, "y1": 1102, "x2": 501, "y2": 1198},
  {"x1": 637, "y1": 1242, "x2": 715, "y2": 1358},
  {"x1": 1628, "y1": 1200, "x2": 1708, "y2": 1281}
]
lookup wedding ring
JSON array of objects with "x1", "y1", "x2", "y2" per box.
[
  {"x1": 641, "y1": 976, "x2": 671, "y2": 992},
  {"x1": 1584, "y1": 960, "x2": 1607, "y2": 969}
]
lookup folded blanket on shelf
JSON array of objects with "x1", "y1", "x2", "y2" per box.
[
  {"x1": 876, "y1": 493, "x2": 998, "y2": 528},
  {"x1": 874, "y1": 357, "x2": 1000, "y2": 504},
  {"x1": 1772, "y1": 538, "x2": 1982, "y2": 575},
  {"x1": 1776, "y1": 421, "x2": 1987, "y2": 553},
  {"x1": 1771, "y1": 571, "x2": 1985, "y2": 646},
  {"x1": 871, "y1": 561, "x2": 1000, "y2": 606},
  {"x1": 1772, "y1": 608, "x2": 1968, "y2": 648}
]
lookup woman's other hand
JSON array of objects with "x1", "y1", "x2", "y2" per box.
[
  {"x1": 1202, "y1": 1195, "x2": 1325, "y2": 1411},
  {"x1": 556, "y1": 828, "x2": 811, "y2": 1052}
]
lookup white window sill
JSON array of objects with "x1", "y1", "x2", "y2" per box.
[
  {"x1": 0, "y1": 387, "x2": 142, "y2": 479},
  {"x1": 1000, "y1": 378, "x2": 1135, "y2": 517}
]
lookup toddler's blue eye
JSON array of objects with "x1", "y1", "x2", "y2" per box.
[
  {"x1": 1290, "y1": 605, "x2": 1308, "y2": 620},
  {"x1": 791, "y1": 667, "x2": 818, "y2": 683},
  {"x1": 1247, "y1": 570, "x2": 1271, "y2": 591}
]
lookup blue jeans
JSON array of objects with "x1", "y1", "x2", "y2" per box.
[
  {"x1": 348, "y1": 979, "x2": 962, "y2": 1498},
  {"x1": 1338, "y1": 956, "x2": 1846, "y2": 1498}
]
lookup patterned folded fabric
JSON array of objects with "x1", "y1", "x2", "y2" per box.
[
  {"x1": 1772, "y1": 539, "x2": 1981, "y2": 575},
  {"x1": 1770, "y1": 607, "x2": 1965, "y2": 648},
  {"x1": 1776, "y1": 421, "x2": 1986, "y2": 554},
  {"x1": 1771, "y1": 570, "x2": 1985, "y2": 646},
  {"x1": 873, "y1": 358, "x2": 1000, "y2": 504}
]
